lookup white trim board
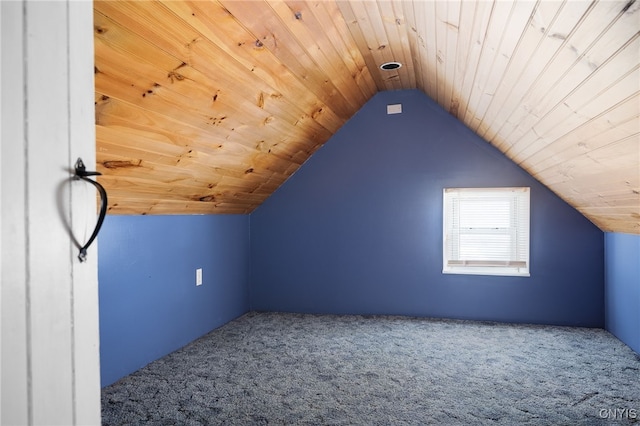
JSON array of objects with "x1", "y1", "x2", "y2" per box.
[{"x1": 1, "y1": 1, "x2": 100, "y2": 424}]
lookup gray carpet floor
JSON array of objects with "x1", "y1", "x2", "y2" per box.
[{"x1": 102, "y1": 312, "x2": 640, "y2": 425}]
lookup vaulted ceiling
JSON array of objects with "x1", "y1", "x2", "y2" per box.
[{"x1": 94, "y1": 0, "x2": 639, "y2": 234}]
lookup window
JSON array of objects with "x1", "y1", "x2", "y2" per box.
[{"x1": 443, "y1": 187, "x2": 530, "y2": 277}]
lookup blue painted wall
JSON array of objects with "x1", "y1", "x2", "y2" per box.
[
  {"x1": 250, "y1": 90, "x2": 604, "y2": 327},
  {"x1": 99, "y1": 215, "x2": 250, "y2": 386},
  {"x1": 605, "y1": 232, "x2": 640, "y2": 354}
]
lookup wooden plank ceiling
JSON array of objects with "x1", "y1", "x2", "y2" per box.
[{"x1": 94, "y1": 0, "x2": 640, "y2": 234}]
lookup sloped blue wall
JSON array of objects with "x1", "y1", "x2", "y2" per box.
[
  {"x1": 250, "y1": 90, "x2": 604, "y2": 327},
  {"x1": 99, "y1": 215, "x2": 250, "y2": 386},
  {"x1": 605, "y1": 232, "x2": 640, "y2": 354}
]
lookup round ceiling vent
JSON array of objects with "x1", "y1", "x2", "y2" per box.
[{"x1": 380, "y1": 61, "x2": 402, "y2": 70}]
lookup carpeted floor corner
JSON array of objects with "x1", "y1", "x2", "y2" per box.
[{"x1": 102, "y1": 312, "x2": 640, "y2": 425}]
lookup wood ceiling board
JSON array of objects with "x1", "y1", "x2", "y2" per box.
[
  {"x1": 376, "y1": 0, "x2": 416, "y2": 89},
  {"x1": 219, "y1": 0, "x2": 363, "y2": 114},
  {"x1": 589, "y1": 217, "x2": 640, "y2": 234},
  {"x1": 96, "y1": 2, "x2": 341, "y2": 147},
  {"x1": 520, "y1": 94, "x2": 640, "y2": 169},
  {"x1": 98, "y1": 174, "x2": 220, "y2": 196},
  {"x1": 446, "y1": 0, "x2": 480, "y2": 119},
  {"x1": 106, "y1": 197, "x2": 252, "y2": 215},
  {"x1": 97, "y1": 49, "x2": 328, "y2": 175},
  {"x1": 97, "y1": 93, "x2": 328, "y2": 167},
  {"x1": 461, "y1": 0, "x2": 517, "y2": 131},
  {"x1": 93, "y1": 0, "x2": 640, "y2": 233},
  {"x1": 277, "y1": 0, "x2": 377, "y2": 100},
  {"x1": 584, "y1": 215, "x2": 640, "y2": 235},
  {"x1": 340, "y1": 1, "x2": 404, "y2": 91},
  {"x1": 95, "y1": 97, "x2": 244, "y2": 158},
  {"x1": 105, "y1": 184, "x2": 270, "y2": 205},
  {"x1": 579, "y1": 206, "x2": 640, "y2": 217},
  {"x1": 451, "y1": 0, "x2": 494, "y2": 121},
  {"x1": 541, "y1": 164, "x2": 639, "y2": 190},
  {"x1": 96, "y1": 23, "x2": 328, "y2": 142},
  {"x1": 476, "y1": 1, "x2": 574, "y2": 140},
  {"x1": 358, "y1": 0, "x2": 403, "y2": 89},
  {"x1": 550, "y1": 175, "x2": 639, "y2": 199},
  {"x1": 537, "y1": 139, "x2": 640, "y2": 185},
  {"x1": 389, "y1": 0, "x2": 417, "y2": 88},
  {"x1": 573, "y1": 193, "x2": 640, "y2": 211},
  {"x1": 492, "y1": 0, "x2": 631, "y2": 152},
  {"x1": 471, "y1": 1, "x2": 541, "y2": 136},
  {"x1": 323, "y1": 1, "x2": 379, "y2": 95},
  {"x1": 530, "y1": 131, "x2": 640, "y2": 180},
  {"x1": 162, "y1": 1, "x2": 348, "y2": 130},
  {"x1": 402, "y1": 0, "x2": 426, "y2": 93},
  {"x1": 510, "y1": 69, "x2": 639, "y2": 163},
  {"x1": 433, "y1": 0, "x2": 460, "y2": 113},
  {"x1": 558, "y1": 183, "x2": 640, "y2": 205},
  {"x1": 416, "y1": 0, "x2": 439, "y2": 98},
  {"x1": 335, "y1": 2, "x2": 388, "y2": 91},
  {"x1": 97, "y1": 126, "x2": 187, "y2": 161}
]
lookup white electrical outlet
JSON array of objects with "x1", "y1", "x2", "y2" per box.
[{"x1": 196, "y1": 268, "x2": 203, "y2": 286}]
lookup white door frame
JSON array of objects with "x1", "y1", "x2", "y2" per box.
[{"x1": 1, "y1": 1, "x2": 101, "y2": 424}]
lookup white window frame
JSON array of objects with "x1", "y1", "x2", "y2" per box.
[{"x1": 443, "y1": 187, "x2": 530, "y2": 277}]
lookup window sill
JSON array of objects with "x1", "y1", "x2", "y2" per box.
[{"x1": 442, "y1": 268, "x2": 530, "y2": 277}]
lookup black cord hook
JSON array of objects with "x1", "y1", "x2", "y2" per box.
[{"x1": 74, "y1": 158, "x2": 108, "y2": 262}]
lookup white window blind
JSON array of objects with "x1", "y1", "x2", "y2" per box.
[{"x1": 443, "y1": 187, "x2": 530, "y2": 277}]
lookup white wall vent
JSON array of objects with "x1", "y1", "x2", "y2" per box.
[{"x1": 387, "y1": 104, "x2": 402, "y2": 114}]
